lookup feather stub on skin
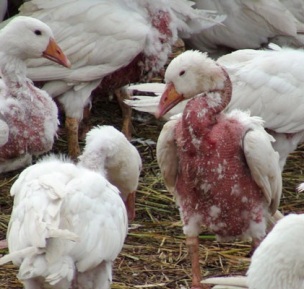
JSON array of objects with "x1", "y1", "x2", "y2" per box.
[{"x1": 0, "y1": 16, "x2": 70, "y2": 173}]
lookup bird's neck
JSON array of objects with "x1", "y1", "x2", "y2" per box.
[
  {"x1": 0, "y1": 53, "x2": 29, "y2": 96},
  {"x1": 78, "y1": 152, "x2": 107, "y2": 177},
  {"x1": 182, "y1": 68, "x2": 232, "y2": 135}
]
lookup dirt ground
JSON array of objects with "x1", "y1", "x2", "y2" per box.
[{"x1": 0, "y1": 95, "x2": 304, "y2": 289}]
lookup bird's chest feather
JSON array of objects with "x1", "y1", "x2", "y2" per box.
[{"x1": 175, "y1": 116, "x2": 264, "y2": 237}]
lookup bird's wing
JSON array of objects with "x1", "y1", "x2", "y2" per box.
[
  {"x1": 202, "y1": 276, "x2": 248, "y2": 288},
  {"x1": 189, "y1": 0, "x2": 301, "y2": 52},
  {"x1": 61, "y1": 168, "x2": 128, "y2": 272},
  {"x1": 167, "y1": 0, "x2": 226, "y2": 38},
  {"x1": 16, "y1": 0, "x2": 150, "y2": 82},
  {"x1": 3, "y1": 157, "x2": 79, "y2": 272},
  {"x1": 127, "y1": 83, "x2": 166, "y2": 95},
  {"x1": 156, "y1": 119, "x2": 179, "y2": 194},
  {"x1": 280, "y1": 0, "x2": 304, "y2": 24},
  {"x1": 241, "y1": 116, "x2": 282, "y2": 215},
  {"x1": 219, "y1": 48, "x2": 304, "y2": 133}
]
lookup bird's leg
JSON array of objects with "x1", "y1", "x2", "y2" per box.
[
  {"x1": 65, "y1": 116, "x2": 81, "y2": 160},
  {"x1": 0, "y1": 239, "x2": 7, "y2": 249},
  {"x1": 78, "y1": 105, "x2": 92, "y2": 141},
  {"x1": 124, "y1": 191, "x2": 136, "y2": 221},
  {"x1": 115, "y1": 88, "x2": 133, "y2": 140},
  {"x1": 186, "y1": 236, "x2": 208, "y2": 289}
]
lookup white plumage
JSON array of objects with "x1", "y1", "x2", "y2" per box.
[
  {"x1": 0, "y1": 125, "x2": 141, "y2": 289},
  {"x1": 2, "y1": 0, "x2": 224, "y2": 157},
  {"x1": 126, "y1": 46, "x2": 304, "y2": 170},
  {"x1": 202, "y1": 213, "x2": 304, "y2": 289},
  {"x1": 0, "y1": 16, "x2": 70, "y2": 173},
  {"x1": 187, "y1": 0, "x2": 304, "y2": 57}
]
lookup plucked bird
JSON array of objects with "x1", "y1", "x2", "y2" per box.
[{"x1": 156, "y1": 50, "x2": 282, "y2": 289}]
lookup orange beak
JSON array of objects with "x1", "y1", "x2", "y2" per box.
[
  {"x1": 42, "y1": 38, "x2": 71, "y2": 68},
  {"x1": 155, "y1": 82, "x2": 184, "y2": 118}
]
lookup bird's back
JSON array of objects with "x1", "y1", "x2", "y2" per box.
[{"x1": 3, "y1": 155, "x2": 128, "y2": 288}]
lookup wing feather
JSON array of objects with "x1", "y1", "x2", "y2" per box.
[
  {"x1": 243, "y1": 126, "x2": 282, "y2": 214},
  {"x1": 156, "y1": 119, "x2": 179, "y2": 195}
]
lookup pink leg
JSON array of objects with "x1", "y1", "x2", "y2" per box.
[
  {"x1": 186, "y1": 236, "x2": 209, "y2": 289},
  {"x1": 115, "y1": 88, "x2": 133, "y2": 140},
  {"x1": 65, "y1": 116, "x2": 81, "y2": 160},
  {"x1": 124, "y1": 191, "x2": 136, "y2": 221}
]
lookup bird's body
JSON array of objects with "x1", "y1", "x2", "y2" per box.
[
  {"x1": 156, "y1": 50, "x2": 282, "y2": 288},
  {"x1": 0, "y1": 125, "x2": 140, "y2": 288},
  {"x1": 0, "y1": 16, "x2": 70, "y2": 173},
  {"x1": 202, "y1": 213, "x2": 304, "y2": 289},
  {"x1": 3, "y1": 0, "x2": 224, "y2": 157},
  {"x1": 187, "y1": 0, "x2": 304, "y2": 57},
  {"x1": 174, "y1": 108, "x2": 269, "y2": 241}
]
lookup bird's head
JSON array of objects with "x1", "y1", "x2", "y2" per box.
[
  {"x1": 156, "y1": 50, "x2": 226, "y2": 118},
  {"x1": 0, "y1": 16, "x2": 70, "y2": 68}
]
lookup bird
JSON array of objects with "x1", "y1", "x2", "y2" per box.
[
  {"x1": 0, "y1": 16, "x2": 70, "y2": 173},
  {"x1": 202, "y1": 213, "x2": 304, "y2": 289},
  {"x1": 155, "y1": 50, "x2": 282, "y2": 289},
  {"x1": 0, "y1": 0, "x2": 225, "y2": 159},
  {"x1": 126, "y1": 45, "x2": 304, "y2": 171},
  {"x1": 186, "y1": 0, "x2": 304, "y2": 58},
  {"x1": 0, "y1": 125, "x2": 140, "y2": 289}
]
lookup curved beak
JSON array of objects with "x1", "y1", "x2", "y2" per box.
[
  {"x1": 43, "y1": 38, "x2": 71, "y2": 68},
  {"x1": 155, "y1": 82, "x2": 184, "y2": 118}
]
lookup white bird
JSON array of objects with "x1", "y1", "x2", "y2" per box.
[
  {"x1": 187, "y1": 0, "x2": 304, "y2": 58},
  {"x1": 155, "y1": 50, "x2": 282, "y2": 289},
  {"x1": 0, "y1": 125, "x2": 140, "y2": 289},
  {"x1": 202, "y1": 213, "x2": 304, "y2": 289},
  {"x1": 0, "y1": 16, "x2": 70, "y2": 173},
  {"x1": 2, "y1": 0, "x2": 225, "y2": 158},
  {"x1": 126, "y1": 45, "x2": 304, "y2": 170}
]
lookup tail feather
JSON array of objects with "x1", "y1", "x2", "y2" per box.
[
  {"x1": 202, "y1": 276, "x2": 248, "y2": 288},
  {"x1": 0, "y1": 247, "x2": 39, "y2": 266}
]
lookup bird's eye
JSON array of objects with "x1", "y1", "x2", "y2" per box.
[
  {"x1": 34, "y1": 30, "x2": 42, "y2": 36},
  {"x1": 179, "y1": 70, "x2": 185, "y2": 76}
]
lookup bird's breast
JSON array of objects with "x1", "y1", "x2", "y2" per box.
[{"x1": 175, "y1": 117, "x2": 265, "y2": 237}]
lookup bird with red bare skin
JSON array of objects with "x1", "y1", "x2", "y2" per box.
[
  {"x1": 0, "y1": 16, "x2": 70, "y2": 173},
  {"x1": 156, "y1": 50, "x2": 282, "y2": 289}
]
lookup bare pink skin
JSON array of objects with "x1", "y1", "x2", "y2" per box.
[
  {"x1": 0, "y1": 81, "x2": 57, "y2": 160},
  {"x1": 172, "y1": 70, "x2": 266, "y2": 288}
]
